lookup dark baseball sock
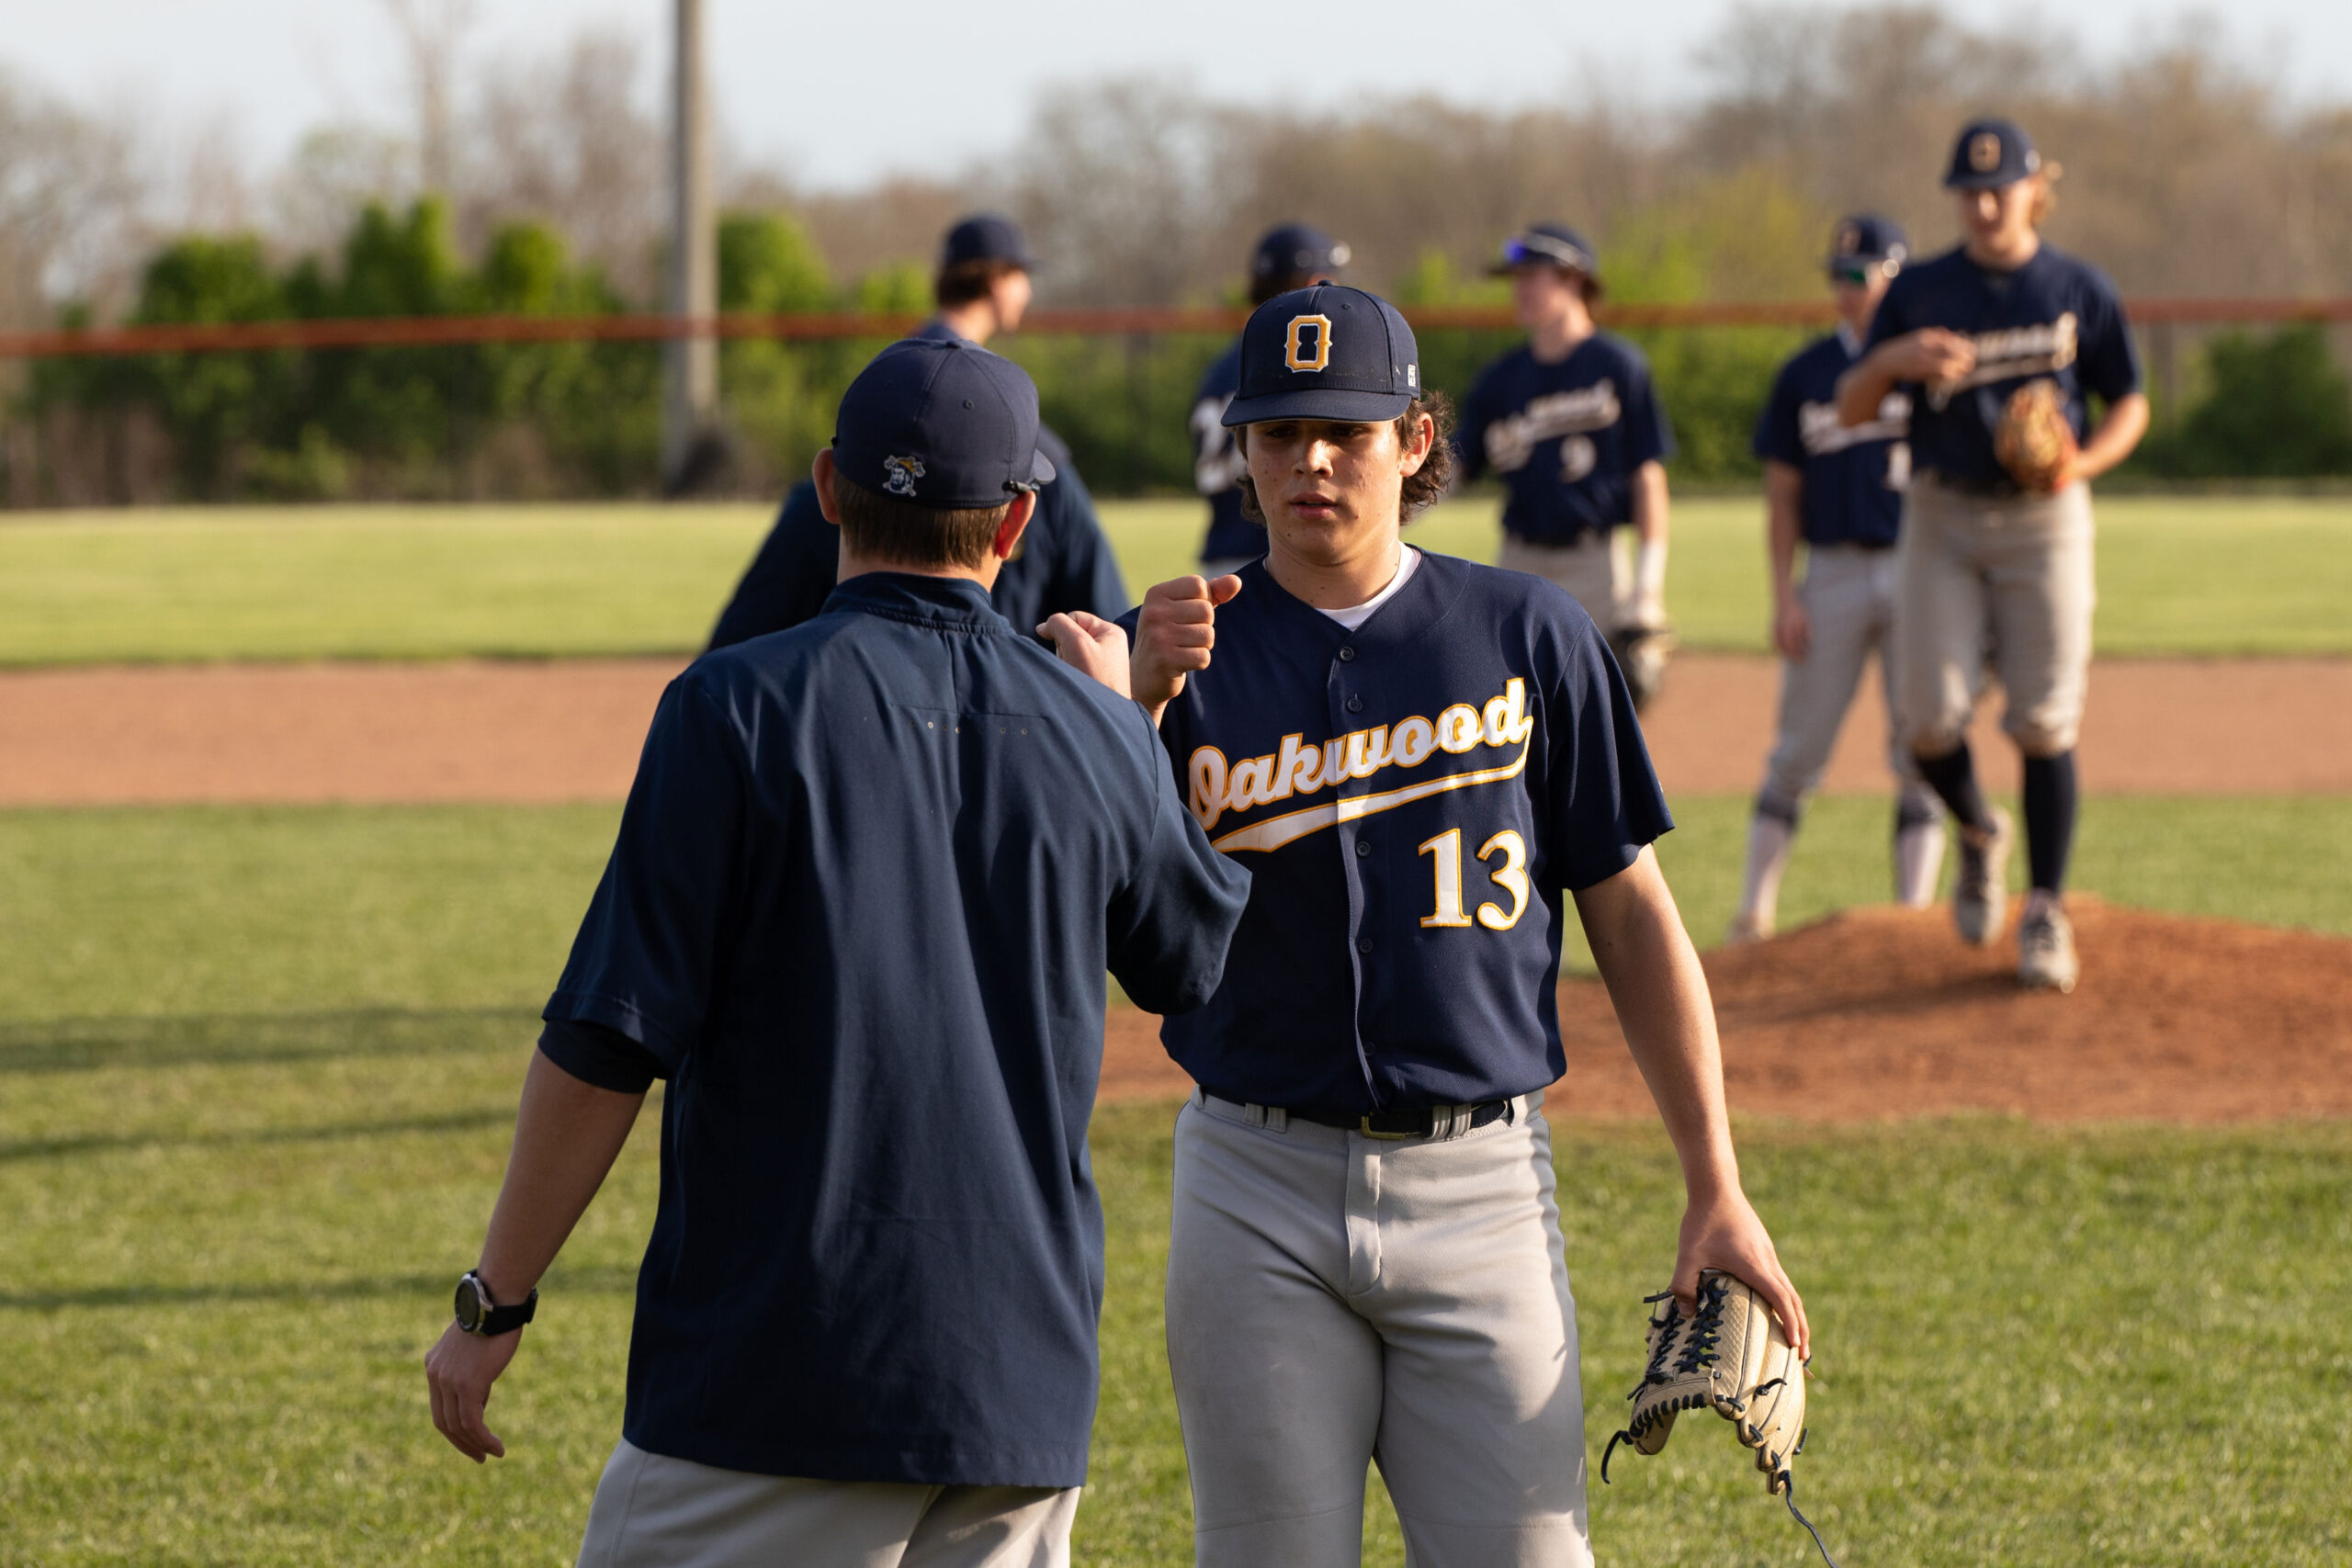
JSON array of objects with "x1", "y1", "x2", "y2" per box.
[
  {"x1": 1914, "y1": 742, "x2": 1995, "y2": 837},
  {"x1": 2022, "y1": 750, "x2": 2079, "y2": 893}
]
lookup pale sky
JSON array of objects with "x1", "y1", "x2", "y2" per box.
[{"x1": 6, "y1": 0, "x2": 2346, "y2": 190}]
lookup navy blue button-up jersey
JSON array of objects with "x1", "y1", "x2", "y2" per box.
[
  {"x1": 706, "y1": 462, "x2": 1129, "y2": 653},
  {"x1": 1862, "y1": 243, "x2": 2140, "y2": 486},
  {"x1": 1754, "y1": 330, "x2": 1910, "y2": 547},
  {"x1": 1127, "y1": 553, "x2": 1671, "y2": 1112},
  {"x1": 1190, "y1": 338, "x2": 1263, "y2": 563},
  {"x1": 547, "y1": 572, "x2": 1249, "y2": 1488},
  {"x1": 1454, "y1": 333, "x2": 1677, "y2": 546}
]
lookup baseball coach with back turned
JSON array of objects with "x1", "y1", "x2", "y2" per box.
[{"x1": 424, "y1": 336, "x2": 1250, "y2": 1568}]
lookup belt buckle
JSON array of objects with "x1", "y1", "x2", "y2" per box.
[{"x1": 1359, "y1": 1111, "x2": 1429, "y2": 1141}]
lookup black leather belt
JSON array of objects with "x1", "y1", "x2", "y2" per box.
[
  {"x1": 1931, "y1": 471, "x2": 2024, "y2": 499},
  {"x1": 1286, "y1": 1100, "x2": 1516, "y2": 1140}
]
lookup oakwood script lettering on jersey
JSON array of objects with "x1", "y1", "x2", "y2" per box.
[
  {"x1": 1483, "y1": 383, "x2": 1622, "y2": 472},
  {"x1": 1929, "y1": 312, "x2": 2078, "y2": 405},
  {"x1": 1190, "y1": 678, "x2": 1536, "y2": 853},
  {"x1": 1799, "y1": 391, "x2": 1910, "y2": 455}
]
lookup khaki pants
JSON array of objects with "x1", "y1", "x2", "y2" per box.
[
  {"x1": 1896, "y1": 476, "x2": 2095, "y2": 758},
  {"x1": 1165, "y1": 1090, "x2": 1591, "y2": 1568},
  {"x1": 1498, "y1": 531, "x2": 1626, "y2": 634},
  {"x1": 577, "y1": 1438, "x2": 1079, "y2": 1568},
  {"x1": 1760, "y1": 543, "x2": 1939, "y2": 821}
]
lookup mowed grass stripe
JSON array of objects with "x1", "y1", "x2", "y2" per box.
[{"x1": 0, "y1": 494, "x2": 2346, "y2": 666}]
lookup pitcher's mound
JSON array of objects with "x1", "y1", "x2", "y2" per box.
[{"x1": 1103, "y1": 901, "x2": 2352, "y2": 1122}]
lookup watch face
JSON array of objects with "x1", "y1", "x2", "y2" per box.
[{"x1": 454, "y1": 1274, "x2": 485, "y2": 1333}]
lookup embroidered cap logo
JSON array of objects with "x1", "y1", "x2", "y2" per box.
[
  {"x1": 882, "y1": 455, "x2": 926, "y2": 497},
  {"x1": 1284, "y1": 314, "x2": 1333, "y2": 373},
  {"x1": 1969, "y1": 131, "x2": 2002, "y2": 174}
]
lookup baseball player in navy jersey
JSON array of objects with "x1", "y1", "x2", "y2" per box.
[
  {"x1": 1455, "y1": 224, "x2": 1679, "y2": 708},
  {"x1": 424, "y1": 337, "x2": 1248, "y2": 1567},
  {"x1": 1838, "y1": 119, "x2": 2148, "y2": 992},
  {"x1": 707, "y1": 214, "x2": 1128, "y2": 651},
  {"x1": 1729, "y1": 215, "x2": 1947, "y2": 942},
  {"x1": 1070, "y1": 286, "x2": 1807, "y2": 1567},
  {"x1": 1192, "y1": 223, "x2": 1351, "y2": 577}
]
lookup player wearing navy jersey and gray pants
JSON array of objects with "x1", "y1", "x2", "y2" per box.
[
  {"x1": 1839, "y1": 120, "x2": 2148, "y2": 992},
  {"x1": 1097, "y1": 287, "x2": 1808, "y2": 1567},
  {"x1": 1192, "y1": 223, "x2": 1351, "y2": 577},
  {"x1": 1731, "y1": 215, "x2": 1946, "y2": 942},
  {"x1": 1456, "y1": 225, "x2": 1678, "y2": 705},
  {"x1": 707, "y1": 214, "x2": 1127, "y2": 651},
  {"x1": 423, "y1": 337, "x2": 1249, "y2": 1568}
]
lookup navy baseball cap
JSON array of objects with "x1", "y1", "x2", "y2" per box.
[
  {"x1": 1251, "y1": 222, "x2": 1351, "y2": 281},
  {"x1": 1944, "y1": 118, "x2": 2042, "y2": 189},
  {"x1": 1827, "y1": 213, "x2": 1909, "y2": 274},
  {"x1": 833, "y1": 338, "x2": 1055, "y2": 507},
  {"x1": 1489, "y1": 222, "x2": 1597, "y2": 277},
  {"x1": 941, "y1": 213, "x2": 1036, "y2": 270},
  {"x1": 1222, "y1": 285, "x2": 1421, "y2": 427}
]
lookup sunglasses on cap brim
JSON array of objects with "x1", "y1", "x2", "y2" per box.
[
  {"x1": 1501, "y1": 236, "x2": 1593, "y2": 274},
  {"x1": 1830, "y1": 258, "x2": 1901, "y2": 286}
]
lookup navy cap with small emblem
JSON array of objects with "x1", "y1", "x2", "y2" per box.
[
  {"x1": 941, "y1": 212, "x2": 1037, "y2": 270},
  {"x1": 833, "y1": 338, "x2": 1055, "y2": 508},
  {"x1": 1251, "y1": 222, "x2": 1351, "y2": 280},
  {"x1": 1826, "y1": 213, "x2": 1909, "y2": 273},
  {"x1": 1943, "y1": 118, "x2": 2041, "y2": 189},
  {"x1": 1488, "y1": 221, "x2": 1597, "y2": 277},
  {"x1": 1222, "y1": 285, "x2": 1422, "y2": 427}
]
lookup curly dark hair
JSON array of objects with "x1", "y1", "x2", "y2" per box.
[{"x1": 1234, "y1": 391, "x2": 1457, "y2": 526}]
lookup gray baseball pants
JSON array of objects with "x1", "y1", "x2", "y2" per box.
[
  {"x1": 1896, "y1": 475, "x2": 2096, "y2": 759},
  {"x1": 1165, "y1": 1089, "x2": 1592, "y2": 1568},
  {"x1": 576, "y1": 1438, "x2": 1078, "y2": 1568},
  {"x1": 1498, "y1": 531, "x2": 1625, "y2": 634},
  {"x1": 1759, "y1": 542, "x2": 1941, "y2": 822}
]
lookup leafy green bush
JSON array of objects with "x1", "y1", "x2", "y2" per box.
[{"x1": 2158, "y1": 324, "x2": 2352, "y2": 478}]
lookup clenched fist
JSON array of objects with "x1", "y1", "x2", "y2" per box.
[{"x1": 1132, "y1": 574, "x2": 1243, "y2": 722}]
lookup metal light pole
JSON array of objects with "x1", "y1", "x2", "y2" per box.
[{"x1": 662, "y1": 0, "x2": 718, "y2": 491}]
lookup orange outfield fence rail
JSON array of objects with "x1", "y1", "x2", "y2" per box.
[{"x1": 4, "y1": 298, "x2": 2351, "y2": 360}]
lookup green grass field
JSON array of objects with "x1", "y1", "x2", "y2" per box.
[
  {"x1": 1, "y1": 494, "x2": 2345, "y2": 666},
  {"x1": 4, "y1": 797, "x2": 2351, "y2": 1563}
]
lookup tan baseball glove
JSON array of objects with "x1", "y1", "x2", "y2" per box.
[
  {"x1": 1602, "y1": 1269, "x2": 1837, "y2": 1565},
  {"x1": 1994, "y1": 378, "x2": 2078, "y2": 492},
  {"x1": 1606, "y1": 622, "x2": 1676, "y2": 714}
]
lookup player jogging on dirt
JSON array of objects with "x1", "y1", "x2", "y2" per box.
[
  {"x1": 707, "y1": 213, "x2": 1127, "y2": 649},
  {"x1": 1730, "y1": 215, "x2": 1947, "y2": 942},
  {"x1": 1456, "y1": 224, "x2": 1678, "y2": 709},
  {"x1": 425, "y1": 337, "x2": 1248, "y2": 1567},
  {"x1": 1075, "y1": 285, "x2": 1807, "y2": 1566},
  {"x1": 1837, "y1": 119, "x2": 2148, "y2": 992},
  {"x1": 1192, "y1": 222, "x2": 1351, "y2": 577}
]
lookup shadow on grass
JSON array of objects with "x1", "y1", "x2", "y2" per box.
[
  {"x1": 0, "y1": 1006, "x2": 539, "y2": 1075},
  {"x1": 0, "y1": 1262, "x2": 640, "y2": 1313},
  {"x1": 0, "y1": 1106, "x2": 517, "y2": 1164}
]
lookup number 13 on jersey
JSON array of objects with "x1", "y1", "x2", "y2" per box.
[{"x1": 1418, "y1": 828, "x2": 1530, "y2": 931}]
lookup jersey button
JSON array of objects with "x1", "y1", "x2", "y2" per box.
[
  {"x1": 1357, "y1": 937, "x2": 1374, "y2": 953},
  {"x1": 1355, "y1": 840, "x2": 1371, "y2": 857},
  {"x1": 1345, "y1": 694, "x2": 1364, "y2": 714},
  {"x1": 1337, "y1": 646, "x2": 1357, "y2": 662}
]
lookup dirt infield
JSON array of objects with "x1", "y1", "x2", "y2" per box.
[
  {"x1": 5, "y1": 652, "x2": 2350, "y2": 805},
  {"x1": 1103, "y1": 899, "x2": 2352, "y2": 1122}
]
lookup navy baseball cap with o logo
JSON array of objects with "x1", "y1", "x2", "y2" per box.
[
  {"x1": 1944, "y1": 118, "x2": 2041, "y2": 189},
  {"x1": 1221, "y1": 285, "x2": 1422, "y2": 427},
  {"x1": 1827, "y1": 213, "x2": 1908, "y2": 275},
  {"x1": 1251, "y1": 222, "x2": 1351, "y2": 281},
  {"x1": 833, "y1": 338, "x2": 1055, "y2": 507}
]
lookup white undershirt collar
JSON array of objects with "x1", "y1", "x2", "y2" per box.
[{"x1": 1316, "y1": 546, "x2": 1422, "y2": 631}]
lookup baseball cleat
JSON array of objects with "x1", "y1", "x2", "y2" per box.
[
  {"x1": 2017, "y1": 901, "x2": 2078, "y2": 993},
  {"x1": 1952, "y1": 807, "x2": 2013, "y2": 947},
  {"x1": 1725, "y1": 912, "x2": 1774, "y2": 946}
]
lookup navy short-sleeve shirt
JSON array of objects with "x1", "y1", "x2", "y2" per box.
[
  {"x1": 1125, "y1": 553, "x2": 1671, "y2": 1112},
  {"x1": 548, "y1": 572, "x2": 1249, "y2": 1488},
  {"x1": 1454, "y1": 333, "x2": 1677, "y2": 546},
  {"x1": 1190, "y1": 338, "x2": 1262, "y2": 564},
  {"x1": 1753, "y1": 329, "x2": 1910, "y2": 547},
  {"x1": 1862, "y1": 243, "x2": 2140, "y2": 486}
]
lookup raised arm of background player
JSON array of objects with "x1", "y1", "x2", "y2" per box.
[
  {"x1": 1834, "y1": 325, "x2": 2148, "y2": 485},
  {"x1": 1121, "y1": 572, "x2": 1807, "y2": 1350}
]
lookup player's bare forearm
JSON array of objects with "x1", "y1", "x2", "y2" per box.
[
  {"x1": 1837, "y1": 329, "x2": 1973, "y2": 426},
  {"x1": 1630, "y1": 461, "x2": 1669, "y2": 545},
  {"x1": 1763, "y1": 464, "x2": 1808, "y2": 660},
  {"x1": 1574, "y1": 850, "x2": 1811, "y2": 1356},
  {"x1": 2071, "y1": 390, "x2": 2150, "y2": 482},
  {"x1": 425, "y1": 1048, "x2": 645, "y2": 1462}
]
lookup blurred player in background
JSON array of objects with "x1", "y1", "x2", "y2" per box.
[
  {"x1": 707, "y1": 214, "x2": 1128, "y2": 649},
  {"x1": 1837, "y1": 119, "x2": 2148, "y2": 991},
  {"x1": 1455, "y1": 225, "x2": 1678, "y2": 709},
  {"x1": 1191, "y1": 223, "x2": 1351, "y2": 576},
  {"x1": 1728, "y1": 215, "x2": 1946, "y2": 943}
]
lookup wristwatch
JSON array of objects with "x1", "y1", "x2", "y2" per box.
[{"x1": 453, "y1": 1270, "x2": 538, "y2": 1337}]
